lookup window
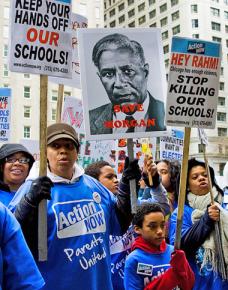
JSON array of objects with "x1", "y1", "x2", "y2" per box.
[
  {"x1": 24, "y1": 126, "x2": 31, "y2": 138},
  {"x1": 219, "y1": 163, "x2": 226, "y2": 176},
  {"x1": 149, "y1": 9, "x2": 156, "y2": 19},
  {"x1": 212, "y1": 36, "x2": 222, "y2": 42},
  {"x1": 138, "y1": 15, "x2": 146, "y2": 25},
  {"x1": 160, "y1": 17, "x2": 168, "y2": 27},
  {"x1": 51, "y1": 90, "x2": 58, "y2": 101},
  {"x1": 211, "y1": 22, "x2": 221, "y2": 31},
  {"x1": 226, "y1": 40, "x2": 228, "y2": 47},
  {"x1": 163, "y1": 45, "x2": 169, "y2": 54},
  {"x1": 150, "y1": 22, "x2": 156, "y2": 27},
  {"x1": 192, "y1": 19, "x2": 199, "y2": 28},
  {"x1": 226, "y1": 25, "x2": 228, "y2": 32},
  {"x1": 149, "y1": 0, "x2": 155, "y2": 4},
  {"x1": 220, "y1": 67, "x2": 224, "y2": 75},
  {"x1": 160, "y1": 3, "x2": 167, "y2": 13},
  {"x1": 24, "y1": 73, "x2": 30, "y2": 79},
  {"x1": 173, "y1": 25, "x2": 180, "y2": 35},
  {"x1": 118, "y1": 3, "x2": 124, "y2": 11},
  {"x1": 24, "y1": 106, "x2": 31, "y2": 118},
  {"x1": 64, "y1": 91, "x2": 71, "y2": 97},
  {"x1": 104, "y1": 14, "x2": 106, "y2": 21},
  {"x1": 52, "y1": 109, "x2": 56, "y2": 121},
  {"x1": 95, "y1": 7, "x2": 100, "y2": 19},
  {"x1": 110, "y1": 20, "x2": 116, "y2": 27},
  {"x1": 109, "y1": 8, "x2": 115, "y2": 17},
  {"x1": 4, "y1": 7, "x2": 9, "y2": 19},
  {"x1": 225, "y1": 11, "x2": 228, "y2": 19},
  {"x1": 3, "y1": 44, "x2": 8, "y2": 57},
  {"x1": 165, "y1": 59, "x2": 169, "y2": 67},
  {"x1": 119, "y1": 15, "x2": 125, "y2": 23},
  {"x1": 128, "y1": 9, "x2": 135, "y2": 18},
  {"x1": 3, "y1": 84, "x2": 9, "y2": 88},
  {"x1": 218, "y1": 127, "x2": 227, "y2": 136},
  {"x1": 138, "y1": 3, "x2": 145, "y2": 12},
  {"x1": 128, "y1": 21, "x2": 135, "y2": 27},
  {"x1": 211, "y1": 7, "x2": 220, "y2": 17},
  {"x1": 198, "y1": 144, "x2": 204, "y2": 153},
  {"x1": 171, "y1": 0, "x2": 178, "y2": 6},
  {"x1": 191, "y1": 4, "x2": 198, "y2": 13},
  {"x1": 128, "y1": 0, "x2": 134, "y2": 5},
  {"x1": 172, "y1": 11, "x2": 179, "y2": 21},
  {"x1": 79, "y1": 3, "x2": 87, "y2": 16},
  {"x1": 219, "y1": 82, "x2": 224, "y2": 90},
  {"x1": 192, "y1": 34, "x2": 199, "y2": 38},
  {"x1": 3, "y1": 64, "x2": 8, "y2": 77},
  {"x1": 162, "y1": 31, "x2": 169, "y2": 40},
  {"x1": 217, "y1": 112, "x2": 226, "y2": 121},
  {"x1": 3, "y1": 26, "x2": 9, "y2": 38}
]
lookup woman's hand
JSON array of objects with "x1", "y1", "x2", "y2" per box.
[{"x1": 208, "y1": 203, "x2": 220, "y2": 221}]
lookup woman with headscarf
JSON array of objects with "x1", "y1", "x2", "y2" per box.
[
  {"x1": 0, "y1": 144, "x2": 34, "y2": 206},
  {"x1": 169, "y1": 158, "x2": 228, "y2": 290}
]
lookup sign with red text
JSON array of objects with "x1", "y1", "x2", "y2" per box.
[
  {"x1": 78, "y1": 28, "x2": 167, "y2": 140},
  {"x1": 9, "y1": 0, "x2": 72, "y2": 78},
  {"x1": 166, "y1": 37, "x2": 221, "y2": 128},
  {"x1": 61, "y1": 96, "x2": 85, "y2": 133},
  {"x1": 49, "y1": 13, "x2": 87, "y2": 87},
  {"x1": 0, "y1": 88, "x2": 11, "y2": 142}
]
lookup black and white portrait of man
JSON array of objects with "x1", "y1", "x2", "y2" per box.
[{"x1": 78, "y1": 29, "x2": 167, "y2": 140}]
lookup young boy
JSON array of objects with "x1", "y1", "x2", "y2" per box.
[{"x1": 124, "y1": 203, "x2": 195, "y2": 290}]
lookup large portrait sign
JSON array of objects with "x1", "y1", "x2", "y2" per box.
[
  {"x1": 166, "y1": 37, "x2": 221, "y2": 129},
  {"x1": 9, "y1": 0, "x2": 72, "y2": 78},
  {"x1": 78, "y1": 28, "x2": 167, "y2": 140}
]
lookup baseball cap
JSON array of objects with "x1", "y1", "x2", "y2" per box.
[{"x1": 47, "y1": 123, "x2": 80, "y2": 150}]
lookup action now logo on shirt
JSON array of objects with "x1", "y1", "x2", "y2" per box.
[{"x1": 52, "y1": 198, "x2": 106, "y2": 239}]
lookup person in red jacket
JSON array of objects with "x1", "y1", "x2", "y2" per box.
[{"x1": 124, "y1": 203, "x2": 195, "y2": 290}]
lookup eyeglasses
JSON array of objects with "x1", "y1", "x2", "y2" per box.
[{"x1": 5, "y1": 157, "x2": 30, "y2": 164}]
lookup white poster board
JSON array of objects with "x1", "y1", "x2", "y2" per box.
[
  {"x1": 160, "y1": 129, "x2": 184, "y2": 161},
  {"x1": 166, "y1": 37, "x2": 221, "y2": 129},
  {"x1": 0, "y1": 88, "x2": 12, "y2": 142},
  {"x1": 9, "y1": 0, "x2": 72, "y2": 78},
  {"x1": 78, "y1": 28, "x2": 167, "y2": 140},
  {"x1": 49, "y1": 13, "x2": 87, "y2": 87}
]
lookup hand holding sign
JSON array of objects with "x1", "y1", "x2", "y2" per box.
[{"x1": 141, "y1": 139, "x2": 153, "y2": 186}]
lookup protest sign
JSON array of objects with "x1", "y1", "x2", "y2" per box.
[
  {"x1": 166, "y1": 37, "x2": 221, "y2": 129},
  {"x1": 9, "y1": 0, "x2": 72, "y2": 78},
  {"x1": 49, "y1": 13, "x2": 87, "y2": 87},
  {"x1": 61, "y1": 96, "x2": 84, "y2": 133},
  {"x1": 0, "y1": 88, "x2": 11, "y2": 142},
  {"x1": 160, "y1": 129, "x2": 184, "y2": 161},
  {"x1": 78, "y1": 28, "x2": 167, "y2": 140}
]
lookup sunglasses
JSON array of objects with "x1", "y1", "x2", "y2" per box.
[{"x1": 5, "y1": 157, "x2": 30, "y2": 164}]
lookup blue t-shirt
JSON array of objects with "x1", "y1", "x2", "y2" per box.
[
  {"x1": 11, "y1": 174, "x2": 123, "y2": 290},
  {"x1": 124, "y1": 244, "x2": 174, "y2": 290},
  {"x1": 0, "y1": 190, "x2": 15, "y2": 207},
  {"x1": 0, "y1": 202, "x2": 44, "y2": 290}
]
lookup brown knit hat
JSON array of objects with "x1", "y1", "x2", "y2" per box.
[{"x1": 47, "y1": 123, "x2": 80, "y2": 151}]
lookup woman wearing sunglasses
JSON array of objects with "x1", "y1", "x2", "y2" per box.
[{"x1": 0, "y1": 143, "x2": 34, "y2": 206}]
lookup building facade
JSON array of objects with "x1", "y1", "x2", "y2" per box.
[{"x1": 104, "y1": 0, "x2": 228, "y2": 176}]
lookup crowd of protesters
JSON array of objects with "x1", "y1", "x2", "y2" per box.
[{"x1": 0, "y1": 122, "x2": 227, "y2": 290}]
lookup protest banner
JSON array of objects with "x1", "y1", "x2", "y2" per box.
[
  {"x1": 165, "y1": 37, "x2": 221, "y2": 250},
  {"x1": 160, "y1": 129, "x2": 184, "y2": 161},
  {"x1": 50, "y1": 13, "x2": 87, "y2": 88},
  {"x1": 0, "y1": 88, "x2": 11, "y2": 142},
  {"x1": 166, "y1": 37, "x2": 221, "y2": 129},
  {"x1": 78, "y1": 28, "x2": 167, "y2": 141},
  {"x1": 9, "y1": 0, "x2": 72, "y2": 78}
]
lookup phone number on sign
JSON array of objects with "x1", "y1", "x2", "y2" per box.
[{"x1": 44, "y1": 66, "x2": 69, "y2": 74}]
